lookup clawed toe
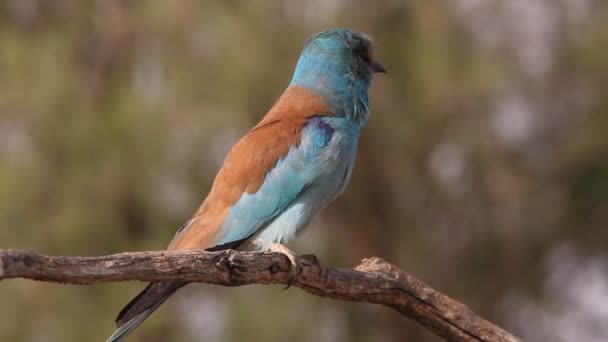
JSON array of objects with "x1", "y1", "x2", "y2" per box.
[
  {"x1": 301, "y1": 253, "x2": 326, "y2": 275},
  {"x1": 269, "y1": 243, "x2": 299, "y2": 289}
]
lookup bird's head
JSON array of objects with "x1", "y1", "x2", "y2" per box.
[{"x1": 290, "y1": 28, "x2": 385, "y2": 123}]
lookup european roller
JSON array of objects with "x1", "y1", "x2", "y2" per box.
[{"x1": 107, "y1": 28, "x2": 385, "y2": 341}]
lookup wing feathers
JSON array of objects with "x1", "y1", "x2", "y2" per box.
[{"x1": 168, "y1": 86, "x2": 331, "y2": 251}]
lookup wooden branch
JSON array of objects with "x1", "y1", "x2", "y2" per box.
[{"x1": 0, "y1": 249, "x2": 519, "y2": 342}]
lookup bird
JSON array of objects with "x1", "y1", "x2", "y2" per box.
[{"x1": 107, "y1": 28, "x2": 386, "y2": 342}]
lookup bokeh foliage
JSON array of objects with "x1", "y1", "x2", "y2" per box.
[{"x1": 1, "y1": 1, "x2": 607, "y2": 341}]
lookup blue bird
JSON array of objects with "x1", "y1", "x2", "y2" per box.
[{"x1": 107, "y1": 28, "x2": 385, "y2": 341}]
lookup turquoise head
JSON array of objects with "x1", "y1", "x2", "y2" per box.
[{"x1": 289, "y1": 28, "x2": 386, "y2": 124}]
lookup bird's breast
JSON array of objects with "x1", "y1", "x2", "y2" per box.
[
  {"x1": 302, "y1": 116, "x2": 360, "y2": 205},
  {"x1": 249, "y1": 116, "x2": 361, "y2": 249}
]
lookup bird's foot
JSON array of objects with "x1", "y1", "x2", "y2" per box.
[
  {"x1": 269, "y1": 243, "x2": 299, "y2": 289},
  {"x1": 300, "y1": 254, "x2": 328, "y2": 282}
]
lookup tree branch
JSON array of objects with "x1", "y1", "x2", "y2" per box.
[{"x1": 0, "y1": 249, "x2": 519, "y2": 342}]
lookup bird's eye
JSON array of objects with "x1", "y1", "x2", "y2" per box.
[
  {"x1": 363, "y1": 51, "x2": 371, "y2": 63},
  {"x1": 356, "y1": 46, "x2": 371, "y2": 63}
]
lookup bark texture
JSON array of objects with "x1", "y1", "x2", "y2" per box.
[{"x1": 0, "y1": 249, "x2": 519, "y2": 342}]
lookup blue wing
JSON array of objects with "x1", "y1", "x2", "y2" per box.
[{"x1": 215, "y1": 116, "x2": 352, "y2": 248}]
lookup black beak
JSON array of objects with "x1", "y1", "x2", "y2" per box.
[{"x1": 371, "y1": 59, "x2": 387, "y2": 73}]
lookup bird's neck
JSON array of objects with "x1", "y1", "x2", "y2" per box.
[{"x1": 289, "y1": 56, "x2": 371, "y2": 126}]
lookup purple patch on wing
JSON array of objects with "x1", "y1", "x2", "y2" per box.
[{"x1": 307, "y1": 117, "x2": 334, "y2": 148}]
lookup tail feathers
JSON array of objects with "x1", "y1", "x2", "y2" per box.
[
  {"x1": 106, "y1": 300, "x2": 165, "y2": 342},
  {"x1": 107, "y1": 281, "x2": 186, "y2": 342}
]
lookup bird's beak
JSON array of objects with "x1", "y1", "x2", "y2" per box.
[{"x1": 371, "y1": 59, "x2": 387, "y2": 74}]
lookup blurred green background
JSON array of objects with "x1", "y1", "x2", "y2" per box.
[{"x1": 1, "y1": 1, "x2": 607, "y2": 341}]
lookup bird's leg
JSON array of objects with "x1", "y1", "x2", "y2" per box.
[
  {"x1": 251, "y1": 239, "x2": 299, "y2": 288},
  {"x1": 270, "y1": 243, "x2": 299, "y2": 289}
]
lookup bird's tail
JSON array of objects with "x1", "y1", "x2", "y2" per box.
[{"x1": 106, "y1": 281, "x2": 187, "y2": 342}]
